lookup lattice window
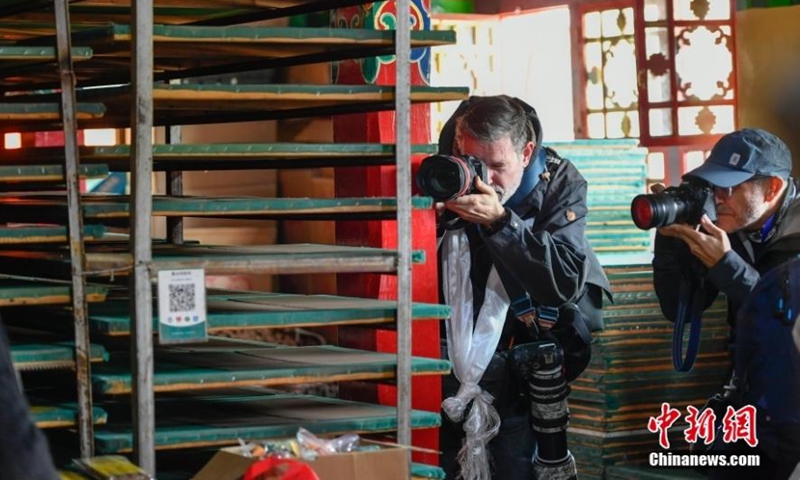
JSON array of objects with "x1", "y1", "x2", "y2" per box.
[
  {"x1": 432, "y1": 10, "x2": 575, "y2": 142},
  {"x1": 580, "y1": 4, "x2": 640, "y2": 139},
  {"x1": 635, "y1": 0, "x2": 737, "y2": 146},
  {"x1": 430, "y1": 17, "x2": 501, "y2": 139}
]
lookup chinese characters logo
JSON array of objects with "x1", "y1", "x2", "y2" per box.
[{"x1": 647, "y1": 402, "x2": 757, "y2": 449}]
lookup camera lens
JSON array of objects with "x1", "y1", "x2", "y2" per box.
[
  {"x1": 630, "y1": 192, "x2": 687, "y2": 229},
  {"x1": 631, "y1": 195, "x2": 655, "y2": 230},
  {"x1": 416, "y1": 155, "x2": 474, "y2": 202},
  {"x1": 631, "y1": 183, "x2": 715, "y2": 230}
]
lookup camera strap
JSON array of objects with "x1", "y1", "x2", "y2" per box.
[
  {"x1": 493, "y1": 151, "x2": 563, "y2": 335},
  {"x1": 494, "y1": 261, "x2": 559, "y2": 336},
  {"x1": 672, "y1": 275, "x2": 706, "y2": 372}
]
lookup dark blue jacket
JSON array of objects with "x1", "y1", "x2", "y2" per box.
[
  {"x1": 735, "y1": 256, "x2": 800, "y2": 479},
  {"x1": 653, "y1": 179, "x2": 800, "y2": 330},
  {"x1": 437, "y1": 96, "x2": 611, "y2": 350},
  {"x1": 0, "y1": 320, "x2": 58, "y2": 479}
]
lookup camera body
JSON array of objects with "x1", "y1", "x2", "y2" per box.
[
  {"x1": 630, "y1": 181, "x2": 717, "y2": 230},
  {"x1": 416, "y1": 154, "x2": 488, "y2": 202}
]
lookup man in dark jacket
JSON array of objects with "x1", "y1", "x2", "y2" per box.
[
  {"x1": 432, "y1": 95, "x2": 609, "y2": 480},
  {"x1": 653, "y1": 128, "x2": 800, "y2": 334},
  {"x1": 652, "y1": 128, "x2": 800, "y2": 479},
  {"x1": 734, "y1": 258, "x2": 800, "y2": 480},
  {"x1": 0, "y1": 320, "x2": 58, "y2": 480}
]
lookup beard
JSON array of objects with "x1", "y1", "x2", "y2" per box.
[
  {"x1": 716, "y1": 192, "x2": 771, "y2": 233},
  {"x1": 496, "y1": 172, "x2": 523, "y2": 205}
]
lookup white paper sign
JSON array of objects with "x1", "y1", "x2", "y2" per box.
[{"x1": 157, "y1": 269, "x2": 208, "y2": 344}]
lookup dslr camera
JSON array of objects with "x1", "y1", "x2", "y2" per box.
[
  {"x1": 416, "y1": 154, "x2": 488, "y2": 202},
  {"x1": 630, "y1": 181, "x2": 717, "y2": 230}
]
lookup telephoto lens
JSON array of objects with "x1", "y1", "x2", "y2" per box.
[
  {"x1": 416, "y1": 154, "x2": 484, "y2": 202},
  {"x1": 630, "y1": 182, "x2": 716, "y2": 230}
]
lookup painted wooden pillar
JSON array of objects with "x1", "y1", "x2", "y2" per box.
[{"x1": 332, "y1": 1, "x2": 441, "y2": 463}]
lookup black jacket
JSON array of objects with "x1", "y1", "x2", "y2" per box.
[
  {"x1": 653, "y1": 179, "x2": 800, "y2": 329},
  {"x1": 0, "y1": 319, "x2": 58, "y2": 480},
  {"x1": 437, "y1": 96, "x2": 611, "y2": 350}
]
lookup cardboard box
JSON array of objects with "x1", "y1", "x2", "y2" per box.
[{"x1": 193, "y1": 445, "x2": 408, "y2": 480}]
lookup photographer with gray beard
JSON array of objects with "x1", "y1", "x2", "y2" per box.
[
  {"x1": 651, "y1": 128, "x2": 800, "y2": 479},
  {"x1": 431, "y1": 95, "x2": 610, "y2": 480}
]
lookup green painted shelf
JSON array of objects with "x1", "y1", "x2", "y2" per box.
[
  {"x1": 30, "y1": 403, "x2": 108, "y2": 429},
  {"x1": 11, "y1": 341, "x2": 107, "y2": 371},
  {"x1": 0, "y1": 194, "x2": 434, "y2": 222},
  {"x1": 92, "y1": 339, "x2": 450, "y2": 394},
  {"x1": 9, "y1": 25, "x2": 454, "y2": 87},
  {"x1": 92, "y1": 392, "x2": 440, "y2": 453},
  {"x1": 0, "y1": 243, "x2": 427, "y2": 278},
  {"x1": 0, "y1": 224, "x2": 105, "y2": 244},
  {"x1": 10, "y1": 143, "x2": 439, "y2": 171},
  {"x1": 0, "y1": 279, "x2": 107, "y2": 306},
  {"x1": 10, "y1": 292, "x2": 449, "y2": 336}
]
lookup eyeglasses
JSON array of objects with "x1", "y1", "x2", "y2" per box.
[
  {"x1": 713, "y1": 175, "x2": 771, "y2": 200},
  {"x1": 713, "y1": 185, "x2": 735, "y2": 200}
]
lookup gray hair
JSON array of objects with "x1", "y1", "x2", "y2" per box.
[{"x1": 455, "y1": 95, "x2": 535, "y2": 152}]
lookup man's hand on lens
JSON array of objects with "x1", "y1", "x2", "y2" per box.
[
  {"x1": 658, "y1": 214, "x2": 731, "y2": 268},
  {"x1": 445, "y1": 177, "x2": 506, "y2": 227}
]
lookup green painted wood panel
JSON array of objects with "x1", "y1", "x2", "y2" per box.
[
  {"x1": 545, "y1": 140, "x2": 650, "y2": 254},
  {"x1": 92, "y1": 393, "x2": 440, "y2": 453},
  {"x1": 0, "y1": 279, "x2": 107, "y2": 306},
  {"x1": 63, "y1": 23, "x2": 454, "y2": 48},
  {"x1": 0, "y1": 164, "x2": 107, "y2": 181},
  {"x1": 11, "y1": 341, "x2": 108, "y2": 370},
  {"x1": 10, "y1": 25, "x2": 453, "y2": 88},
  {"x1": 0, "y1": 195, "x2": 433, "y2": 221},
  {"x1": 30, "y1": 404, "x2": 108, "y2": 429},
  {"x1": 14, "y1": 143, "x2": 439, "y2": 171},
  {"x1": 18, "y1": 293, "x2": 449, "y2": 335},
  {"x1": 0, "y1": 244, "x2": 426, "y2": 278},
  {"x1": 566, "y1": 263, "x2": 729, "y2": 471},
  {"x1": 0, "y1": 102, "x2": 105, "y2": 119},
  {"x1": 0, "y1": 224, "x2": 105, "y2": 244},
  {"x1": 0, "y1": 0, "x2": 376, "y2": 30},
  {"x1": 0, "y1": 46, "x2": 92, "y2": 60},
  {"x1": 411, "y1": 463, "x2": 446, "y2": 479},
  {"x1": 92, "y1": 341, "x2": 450, "y2": 394},
  {"x1": 70, "y1": 84, "x2": 469, "y2": 128}
]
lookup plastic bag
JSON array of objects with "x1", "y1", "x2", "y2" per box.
[{"x1": 296, "y1": 428, "x2": 360, "y2": 460}]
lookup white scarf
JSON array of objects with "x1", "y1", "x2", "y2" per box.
[{"x1": 441, "y1": 228, "x2": 510, "y2": 480}]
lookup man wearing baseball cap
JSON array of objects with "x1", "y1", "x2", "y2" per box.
[
  {"x1": 653, "y1": 127, "x2": 798, "y2": 326},
  {"x1": 652, "y1": 128, "x2": 800, "y2": 479}
]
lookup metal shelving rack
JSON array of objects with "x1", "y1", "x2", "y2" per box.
[
  {"x1": 121, "y1": 1, "x2": 417, "y2": 466},
  {"x1": 0, "y1": 0, "x2": 463, "y2": 475}
]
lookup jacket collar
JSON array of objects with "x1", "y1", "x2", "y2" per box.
[{"x1": 505, "y1": 148, "x2": 547, "y2": 210}]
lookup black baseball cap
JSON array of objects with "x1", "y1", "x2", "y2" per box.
[{"x1": 683, "y1": 128, "x2": 793, "y2": 188}]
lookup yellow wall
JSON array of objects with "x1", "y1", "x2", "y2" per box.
[{"x1": 737, "y1": 5, "x2": 800, "y2": 172}]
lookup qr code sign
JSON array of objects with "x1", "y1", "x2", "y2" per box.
[{"x1": 168, "y1": 283, "x2": 195, "y2": 313}]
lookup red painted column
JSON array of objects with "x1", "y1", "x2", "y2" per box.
[{"x1": 332, "y1": 1, "x2": 442, "y2": 464}]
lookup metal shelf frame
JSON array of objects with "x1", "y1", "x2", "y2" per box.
[
  {"x1": 40, "y1": 0, "x2": 419, "y2": 471},
  {"x1": 53, "y1": 0, "x2": 94, "y2": 459},
  {"x1": 395, "y1": 0, "x2": 413, "y2": 451}
]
